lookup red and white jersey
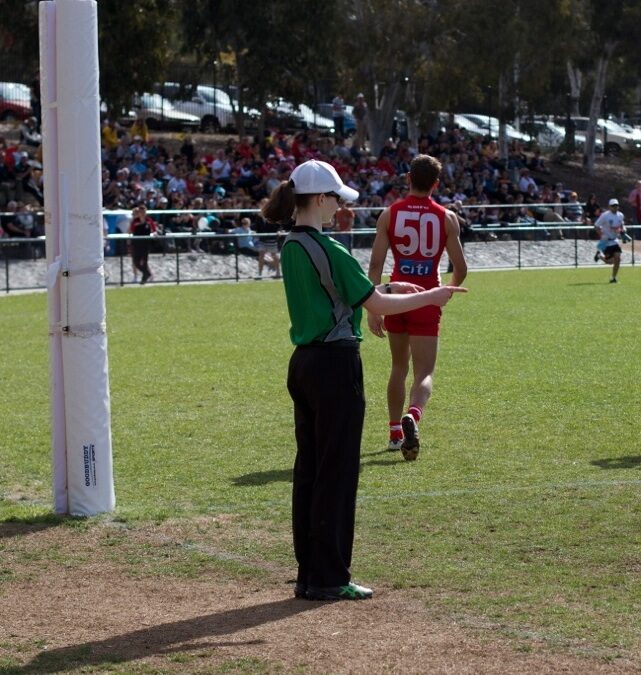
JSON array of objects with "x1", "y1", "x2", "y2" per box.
[{"x1": 388, "y1": 195, "x2": 447, "y2": 290}]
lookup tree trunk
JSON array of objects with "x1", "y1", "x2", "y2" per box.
[
  {"x1": 368, "y1": 81, "x2": 401, "y2": 157},
  {"x1": 498, "y1": 74, "x2": 508, "y2": 162},
  {"x1": 566, "y1": 60, "x2": 582, "y2": 116},
  {"x1": 583, "y1": 42, "x2": 616, "y2": 175}
]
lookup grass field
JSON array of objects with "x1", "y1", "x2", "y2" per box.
[{"x1": 1, "y1": 267, "x2": 641, "y2": 672}]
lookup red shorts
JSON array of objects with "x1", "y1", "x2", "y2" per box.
[{"x1": 384, "y1": 304, "x2": 442, "y2": 336}]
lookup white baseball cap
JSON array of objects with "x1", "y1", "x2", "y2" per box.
[
  {"x1": 608, "y1": 198, "x2": 619, "y2": 206},
  {"x1": 290, "y1": 159, "x2": 359, "y2": 202}
]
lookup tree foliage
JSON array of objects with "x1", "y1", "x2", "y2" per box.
[
  {"x1": 97, "y1": 0, "x2": 179, "y2": 114},
  {"x1": 2, "y1": 0, "x2": 641, "y2": 163}
]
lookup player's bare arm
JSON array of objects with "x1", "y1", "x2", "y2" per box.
[
  {"x1": 368, "y1": 208, "x2": 391, "y2": 285},
  {"x1": 367, "y1": 208, "x2": 391, "y2": 337},
  {"x1": 444, "y1": 210, "x2": 467, "y2": 287}
]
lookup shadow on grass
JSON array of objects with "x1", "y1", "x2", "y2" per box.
[
  {"x1": 2, "y1": 599, "x2": 318, "y2": 674},
  {"x1": 232, "y1": 468, "x2": 292, "y2": 486},
  {"x1": 362, "y1": 458, "x2": 405, "y2": 467},
  {"x1": 0, "y1": 513, "x2": 68, "y2": 540},
  {"x1": 361, "y1": 448, "x2": 394, "y2": 457},
  {"x1": 232, "y1": 451, "x2": 402, "y2": 486},
  {"x1": 591, "y1": 455, "x2": 641, "y2": 470}
]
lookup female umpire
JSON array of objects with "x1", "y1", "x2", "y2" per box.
[{"x1": 262, "y1": 159, "x2": 466, "y2": 601}]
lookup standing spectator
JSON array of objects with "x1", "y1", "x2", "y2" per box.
[
  {"x1": 253, "y1": 201, "x2": 281, "y2": 277},
  {"x1": 352, "y1": 93, "x2": 368, "y2": 151},
  {"x1": 331, "y1": 93, "x2": 345, "y2": 139},
  {"x1": 261, "y1": 158, "x2": 465, "y2": 601},
  {"x1": 101, "y1": 119, "x2": 120, "y2": 151},
  {"x1": 129, "y1": 116, "x2": 150, "y2": 144},
  {"x1": 333, "y1": 201, "x2": 356, "y2": 251},
  {"x1": 180, "y1": 134, "x2": 196, "y2": 169},
  {"x1": 627, "y1": 179, "x2": 641, "y2": 226},
  {"x1": 129, "y1": 204, "x2": 158, "y2": 284},
  {"x1": 30, "y1": 75, "x2": 42, "y2": 129}
]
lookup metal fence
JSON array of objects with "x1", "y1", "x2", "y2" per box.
[{"x1": 1, "y1": 221, "x2": 638, "y2": 294}]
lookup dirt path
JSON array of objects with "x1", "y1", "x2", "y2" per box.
[{"x1": 0, "y1": 523, "x2": 638, "y2": 674}]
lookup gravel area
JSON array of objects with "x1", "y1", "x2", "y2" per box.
[{"x1": 1, "y1": 238, "x2": 638, "y2": 293}]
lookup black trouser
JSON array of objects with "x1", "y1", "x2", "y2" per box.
[
  {"x1": 287, "y1": 342, "x2": 365, "y2": 588},
  {"x1": 131, "y1": 244, "x2": 151, "y2": 278}
]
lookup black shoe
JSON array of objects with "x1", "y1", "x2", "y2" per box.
[
  {"x1": 610, "y1": 277, "x2": 618, "y2": 283},
  {"x1": 401, "y1": 414, "x2": 419, "y2": 461},
  {"x1": 306, "y1": 582, "x2": 373, "y2": 601},
  {"x1": 594, "y1": 252, "x2": 601, "y2": 262},
  {"x1": 294, "y1": 583, "x2": 307, "y2": 599}
]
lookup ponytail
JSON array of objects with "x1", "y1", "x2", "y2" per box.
[
  {"x1": 262, "y1": 180, "x2": 296, "y2": 224},
  {"x1": 262, "y1": 179, "x2": 314, "y2": 224}
]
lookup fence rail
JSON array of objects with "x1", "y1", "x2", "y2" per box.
[{"x1": 1, "y1": 223, "x2": 638, "y2": 294}]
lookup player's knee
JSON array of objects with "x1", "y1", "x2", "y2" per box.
[{"x1": 391, "y1": 363, "x2": 410, "y2": 379}]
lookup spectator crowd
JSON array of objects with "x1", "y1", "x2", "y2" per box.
[{"x1": 1, "y1": 103, "x2": 639, "y2": 261}]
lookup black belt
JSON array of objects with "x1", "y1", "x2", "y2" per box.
[{"x1": 297, "y1": 339, "x2": 359, "y2": 349}]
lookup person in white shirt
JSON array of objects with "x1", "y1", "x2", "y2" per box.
[
  {"x1": 594, "y1": 198, "x2": 627, "y2": 283},
  {"x1": 518, "y1": 169, "x2": 538, "y2": 196}
]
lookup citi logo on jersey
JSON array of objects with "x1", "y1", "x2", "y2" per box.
[{"x1": 399, "y1": 258, "x2": 434, "y2": 276}]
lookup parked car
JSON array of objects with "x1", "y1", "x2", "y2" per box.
[
  {"x1": 521, "y1": 118, "x2": 565, "y2": 147},
  {"x1": 266, "y1": 99, "x2": 334, "y2": 133},
  {"x1": 160, "y1": 83, "x2": 259, "y2": 133},
  {"x1": 123, "y1": 93, "x2": 200, "y2": 131},
  {"x1": 439, "y1": 112, "x2": 488, "y2": 136},
  {"x1": 560, "y1": 116, "x2": 641, "y2": 155},
  {"x1": 0, "y1": 82, "x2": 32, "y2": 121},
  {"x1": 461, "y1": 114, "x2": 530, "y2": 143}
]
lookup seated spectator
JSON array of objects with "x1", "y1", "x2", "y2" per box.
[
  {"x1": 583, "y1": 193, "x2": 601, "y2": 226},
  {"x1": 19, "y1": 117, "x2": 42, "y2": 147},
  {"x1": 167, "y1": 168, "x2": 187, "y2": 194},
  {"x1": 518, "y1": 168, "x2": 538, "y2": 196},
  {"x1": 232, "y1": 216, "x2": 260, "y2": 257},
  {"x1": 13, "y1": 153, "x2": 43, "y2": 205},
  {"x1": 528, "y1": 149, "x2": 550, "y2": 174},
  {"x1": 563, "y1": 192, "x2": 584, "y2": 222},
  {"x1": 379, "y1": 137, "x2": 397, "y2": 160},
  {"x1": 0, "y1": 150, "x2": 16, "y2": 208},
  {"x1": 0, "y1": 201, "x2": 28, "y2": 237}
]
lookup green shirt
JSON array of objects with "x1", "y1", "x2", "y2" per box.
[{"x1": 281, "y1": 226, "x2": 375, "y2": 345}]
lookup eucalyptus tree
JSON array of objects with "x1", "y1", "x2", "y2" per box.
[
  {"x1": 445, "y1": 0, "x2": 573, "y2": 159},
  {"x1": 579, "y1": 0, "x2": 641, "y2": 173},
  {"x1": 97, "y1": 0, "x2": 179, "y2": 115},
  {"x1": 179, "y1": 0, "x2": 340, "y2": 137},
  {"x1": 334, "y1": 0, "x2": 446, "y2": 155}
]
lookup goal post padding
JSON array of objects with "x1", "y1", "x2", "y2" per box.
[{"x1": 40, "y1": 0, "x2": 115, "y2": 516}]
